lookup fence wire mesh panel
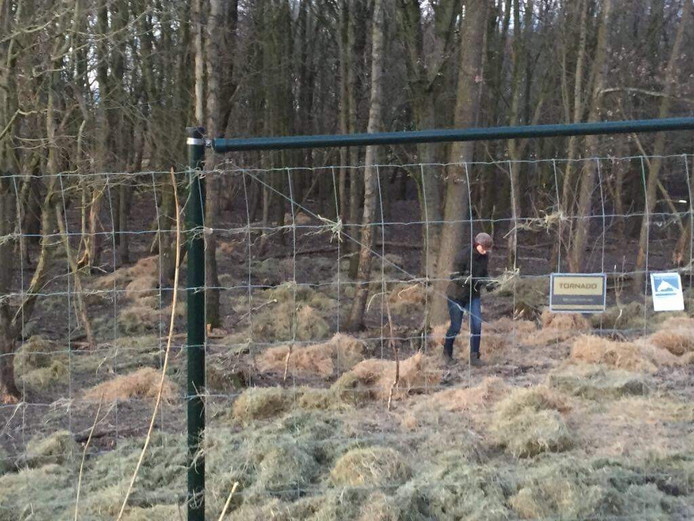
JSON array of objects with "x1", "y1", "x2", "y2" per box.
[{"x1": 0, "y1": 154, "x2": 693, "y2": 520}]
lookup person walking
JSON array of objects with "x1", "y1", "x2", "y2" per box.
[{"x1": 443, "y1": 232, "x2": 495, "y2": 366}]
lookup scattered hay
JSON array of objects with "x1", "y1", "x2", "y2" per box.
[
  {"x1": 509, "y1": 457, "x2": 673, "y2": 521},
  {"x1": 124, "y1": 274, "x2": 159, "y2": 302},
  {"x1": 357, "y1": 491, "x2": 402, "y2": 521},
  {"x1": 649, "y1": 325, "x2": 694, "y2": 356},
  {"x1": 388, "y1": 283, "x2": 427, "y2": 316},
  {"x1": 548, "y1": 365, "x2": 649, "y2": 399},
  {"x1": 117, "y1": 301, "x2": 185, "y2": 335},
  {"x1": 524, "y1": 310, "x2": 591, "y2": 346},
  {"x1": 92, "y1": 255, "x2": 158, "y2": 292},
  {"x1": 19, "y1": 360, "x2": 68, "y2": 389},
  {"x1": 332, "y1": 352, "x2": 441, "y2": 403},
  {"x1": 72, "y1": 335, "x2": 163, "y2": 376},
  {"x1": 495, "y1": 386, "x2": 568, "y2": 419},
  {"x1": 592, "y1": 301, "x2": 646, "y2": 330},
  {"x1": 22, "y1": 430, "x2": 78, "y2": 468},
  {"x1": 252, "y1": 302, "x2": 331, "y2": 342},
  {"x1": 15, "y1": 335, "x2": 66, "y2": 378},
  {"x1": 570, "y1": 334, "x2": 681, "y2": 371},
  {"x1": 484, "y1": 317, "x2": 537, "y2": 356},
  {"x1": 81, "y1": 432, "x2": 184, "y2": 515},
  {"x1": 0, "y1": 464, "x2": 73, "y2": 520},
  {"x1": 257, "y1": 333, "x2": 366, "y2": 378},
  {"x1": 427, "y1": 377, "x2": 510, "y2": 412},
  {"x1": 0, "y1": 447, "x2": 11, "y2": 475},
  {"x1": 495, "y1": 276, "x2": 549, "y2": 319},
  {"x1": 232, "y1": 387, "x2": 291, "y2": 422},
  {"x1": 255, "y1": 443, "x2": 319, "y2": 499},
  {"x1": 495, "y1": 409, "x2": 574, "y2": 458},
  {"x1": 421, "y1": 464, "x2": 513, "y2": 520},
  {"x1": 83, "y1": 367, "x2": 177, "y2": 404},
  {"x1": 330, "y1": 447, "x2": 412, "y2": 488},
  {"x1": 121, "y1": 505, "x2": 181, "y2": 521},
  {"x1": 541, "y1": 310, "x2": 591, "y2": 331},
  {"x1": 493, "y1": 386, "x2": 573, "y2": 458}
]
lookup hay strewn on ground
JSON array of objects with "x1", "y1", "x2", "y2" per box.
[
  {"x1": 526, "y1": 310, "x2": 591, "y2": 346},
  {"x1": 492, "y1": 386, "x2": 573, "y2": 458},
  {"x1": 330, "y1": 447, "x2": 412, "y2": 488},
  {"x1": 251, "y1": 284, "x2": 333, "y2": 341},
  {"x1": 388, "y1": 283, "x2": 427, "y2": 316},
  {"x1": 427, "y1": 377, "x2": 510, "y2": 412},
  {"x1": 333, "y1": 352, "x2": 441, "y2": 402},
  {"x1": 649, "y1": 317, "x2": 694, "y2": 356},
  {"x1": 15, "y1": 336, "x2": 68, "y2": 389},
  {"x1": 83, "y1": 367, "x2": 177, "y2": 403},
  {"x1": 21, "y1": 430, "x2": 78, "y2": 468},
  {"x1": 570, "y1": 334, "x2": 681, "y2": 372},
  {"x1": 548, "y1": 364, "x2": 649, "y2": 399},
  {"x1": 257, "y1": 333, "x2": 366, "y2": 378},
  {"x1": 429, "y1": 317, "x2": 536, "y2": 361}
]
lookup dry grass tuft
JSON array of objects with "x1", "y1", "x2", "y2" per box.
[
  {"x1": 92, "y1": 256, "x2": 158, "y2": 292},
  {"x1": 571, "y1": 334, "x2": 683, "y2": 371},
  {"x1": 591, "y1": 301, "x2": 646, "y2": 330},
  {"x1": 548, "y1": 364, "x2": 649, "y2": 399},
  {"x1": 232, "y1": 387, "x2": 291, "y2": 423},
  {"x1": 15, "y1": 336, "x2": 65, "y2": 376},
  {"x1": 121, "y1": 505, "x2": 181, "y2": 521},
  {"x1": 521, "y1": 310, "x2": 590, "y2": 347},
  {"x1": 649, "y1": 321, "x2": 694, "y2": 356},
  {"x1": 493, "y1": 386, "x2": 573, "y2": 458},
  {"x1": 83, "y1": 367, "x2": 177, "y2": 404},
  {"x1": 388, "y1": 283, "x2": 427, "y2": 316},
  {"x1": 332, "y1": 352, "x2": 441, "y2": 402},
  {"x1": 15, "y1": 336, "x2": 68, "y2": 390},
  {"x1": 255, "y1": 444, "x2": 320, "y2": 498},
  {"x1": 19, "y1": 361, "x2": 68, "y2": 389},
  {"x1": 22, "y1": 430, "x2": 78, "y2": 468},
  {"x1": 570, "y1": 335, "x2": 658, "y2": 372},
  {"x1": 330, "y1": 447, "x2": 412, "y2": 488},
  {"x1": 428, "y1": 377, "x2": 510, "y2": 412},
  {"x1": 541, "y1": 310, "x2": 591, "y2": 331},
  {"x1": 257, "y1": 333, "x2": 366, "y2": 378},
  {"x1": 252, "y1": 302, "x2": 331, "y2": 342}
]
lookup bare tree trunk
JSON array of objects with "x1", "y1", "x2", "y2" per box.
[
  {"x1": 568, "y1": 0, "x2": 612, "y2": 272},
  {"x1": 204, "y1": 0, "x2": 228, "y2": 329},
  {"x1": 0, "y1": 185, "x2": 18, "y2": 400},
  {"x1": 430, "y1": 0, "x2": 489, "y2": 324},
  {"x1": 345, "y1": 0, "x2": 385, "y2": 331},
  {"x1": 634, "y1": 0, "x2": 691, "y2": 287}
]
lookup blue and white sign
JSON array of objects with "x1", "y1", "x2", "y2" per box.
[{"x1": 650, "y1": 272, "x2": 684, "y2": 312}]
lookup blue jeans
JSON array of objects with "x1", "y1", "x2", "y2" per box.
[{"x1": 444, "y1": 297, "x2": 482, "y2": 358}]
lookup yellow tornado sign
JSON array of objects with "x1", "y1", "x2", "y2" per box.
[{"x1": 550, "y1": 274, "x2": 606, "y2": 312}]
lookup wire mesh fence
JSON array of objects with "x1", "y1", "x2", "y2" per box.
[{"x1": 0, "y1": 153, "x2": 692, "y2": 519}]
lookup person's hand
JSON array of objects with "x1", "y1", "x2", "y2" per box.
[{"x1": 485, "y1": 279, "x2": 500, "y2": 292}]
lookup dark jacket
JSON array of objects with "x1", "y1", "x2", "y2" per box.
[{"x1": 446, "y1": 246, "x2": 490, "y2": 301}]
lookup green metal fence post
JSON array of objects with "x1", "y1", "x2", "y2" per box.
[{"x1": 186, "y1": 126, "x2": 206, "y2": 521}]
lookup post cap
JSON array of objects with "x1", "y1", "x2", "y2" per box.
[{"x1": 186, "y1": 127, "x2": 206, "y2": 139}]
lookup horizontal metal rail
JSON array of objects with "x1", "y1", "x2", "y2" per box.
[{"x1": 212, "y1": 117, "x2": 694, "y2": 152}]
